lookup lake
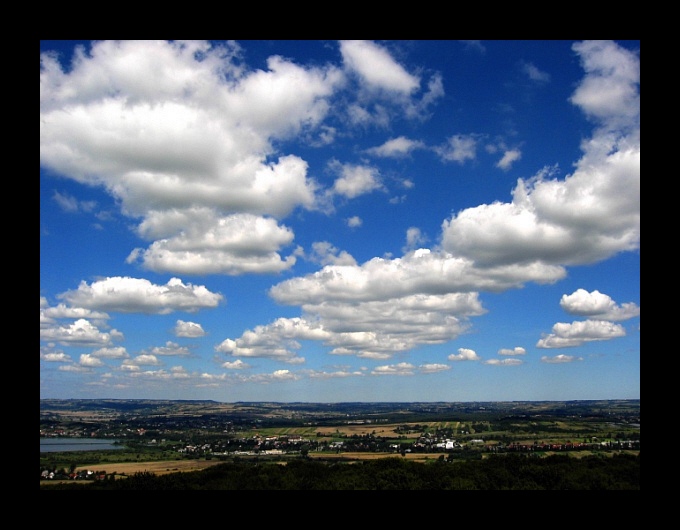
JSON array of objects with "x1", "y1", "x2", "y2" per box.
[{"x1": 40, "y1": 438, "x2": 125, "y2": 453}]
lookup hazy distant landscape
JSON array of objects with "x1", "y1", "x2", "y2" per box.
[{"x1": 40, "y1": 398, "x2": 639, "y2": 489}]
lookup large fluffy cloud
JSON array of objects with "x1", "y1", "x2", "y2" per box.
[
  {"x1": 40, "y1": 41, "x2": 339, "y2": 216},
  {"x1": 128, "y1": 211, "x2": 297, "y2": 275},
  {"x1": 536, "y1": 319, "x2": 626, "y2": 348},
  {"x1": 441, "y1": 41, "x2": 639, "y2": 268},
  {"x1": 40, "y1": 40, "x2": 343, "y2": 276},
  {"x1": 58, "y1": 276, "x2": 224, "y2": 314},
  {"x1": 270, "y1": 248, "x2": 566, "y2": 306},
  {"x1": 560, "y1": 289, "x2": 640, "y2": 321},
  {"x1": 218, "y1": 289, "x2": 485, "y2": 361},
  {"x1": 39, "y1": 318, "x2": 124, "y2": 347}
]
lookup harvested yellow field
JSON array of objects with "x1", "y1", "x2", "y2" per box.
[
  {"x1": 75, "y1": 459, "x2": 225, "y2": 476},
  {"x1": 73, "y1": 452, "x2": 447, "y2": 477}
]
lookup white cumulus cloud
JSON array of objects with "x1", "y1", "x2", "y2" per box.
[{"x1": 58, "y1": 277, "x2": 224, "y2": 314}]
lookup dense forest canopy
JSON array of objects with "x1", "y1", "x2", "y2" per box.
[{"x1": 41, "y1": 453, "x2": 640, "y2": 490}]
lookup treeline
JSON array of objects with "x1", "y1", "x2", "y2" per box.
[{"x1": 42, "y1": 453, "x2": 639, "y2": 490}]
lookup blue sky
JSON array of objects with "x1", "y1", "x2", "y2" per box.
[{"x1": 40, "y1": 40, "x2": 640, "y2": 402}]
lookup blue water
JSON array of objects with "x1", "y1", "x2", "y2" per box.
[{"x1": 40, "y1": 438, "x2": 125, "y2": 453}]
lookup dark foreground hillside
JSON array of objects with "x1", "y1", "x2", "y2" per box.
[{"x1": 42, "y1": 453, "x2": 639, "y2": 490}]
